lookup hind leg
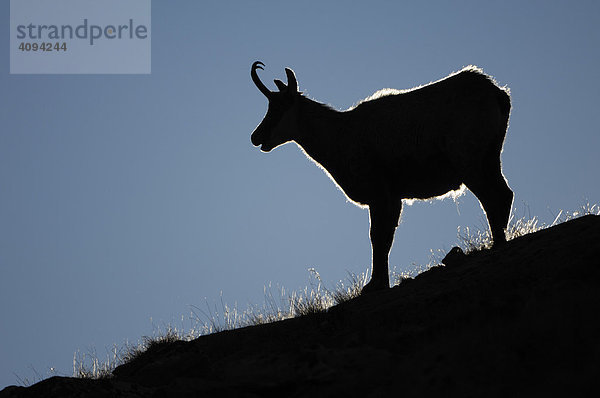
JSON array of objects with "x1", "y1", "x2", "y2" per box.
[{"x1": 466, "y1": 165, "x2": 513, "y2": 245}]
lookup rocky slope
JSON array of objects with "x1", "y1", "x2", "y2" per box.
[{"x1": 2, "y1": 215, "x2": 599, "y2": 397}]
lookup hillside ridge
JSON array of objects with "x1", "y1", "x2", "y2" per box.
[{"x1": 3, "y1": 214, "x2": 599, "y2": 397}]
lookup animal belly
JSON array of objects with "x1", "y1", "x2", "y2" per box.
[
  {"x1": 404, "y1": 180, "x2": 463, "y2": 199},
  {"x1": 395, "y1": 161, "x2": 463, "y2": 200}
]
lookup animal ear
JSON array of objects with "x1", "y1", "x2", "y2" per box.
[
  {"x1": 274, "y1": 79, "x2": 287, "y2": 92},
  {"x1": 285, "y1": 68, "x2": 298, "y2": 93}
]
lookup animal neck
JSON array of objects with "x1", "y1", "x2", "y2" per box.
[{"x1": 294, "y1": 97, "x2": 344, "y2": 166}]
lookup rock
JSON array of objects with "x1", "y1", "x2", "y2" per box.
[{"x1": 3, "y1": 215, "x2": 600, "y2": 397}]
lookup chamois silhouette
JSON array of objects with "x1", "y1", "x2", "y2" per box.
[{"x1": 250, "y1": 61, "x2": 513, "y2": 293}]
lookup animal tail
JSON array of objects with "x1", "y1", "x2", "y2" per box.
[
  {"x1": 498, "y1": 89, "x2": 511, "y2": 128},
  {"x1": 493, "y1": 88, "x2": 511, "y2": 155}
]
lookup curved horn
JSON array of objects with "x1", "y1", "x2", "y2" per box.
[
  {"x1": 251, "y1": 61, "x2": 272, "y2": 99},
  {"x1": 285, "y1": 67, "x2": 298, "y2": 93}
]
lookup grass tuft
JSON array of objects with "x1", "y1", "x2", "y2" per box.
[
  {"x1": 458, "y1": 203, "x2": 599, "y2": 254},
  {"x1": 331, "y1": 271, "x2": 369, "y2": 305},
  {"x1": 71, "y1": 269, "x2": 366, "y2": 379},
  {"x1": 73, "y1": 345, "x2": 121, "y2": 379},
  {"x1": 69, "y1": 203, "x2": 599, "y2": 381},
  {"x1": 119, "y1": 327, "x2": 182, "y2": 365}
]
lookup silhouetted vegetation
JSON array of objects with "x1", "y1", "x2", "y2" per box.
[{"x1": 62, "y1": 204, "x2": 599, "y2": 381}]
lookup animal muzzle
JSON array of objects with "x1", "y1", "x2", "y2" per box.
[
  {"x1": 251, "y1": 130, "x2": 274, "y2": 152},
  {"x1": 251, "y1": 130, "x2": 263, "y2": 147},
  {"x1": 251, "y1": 124, "x2": 269, "y2": 147}
]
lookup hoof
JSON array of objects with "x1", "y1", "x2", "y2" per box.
[
  {"x1": 492, "y1": 237, "x2": 508, "y2": 247},
  {"x1": 361, "y1": 278, "x2": 389, "y2": 295},
  {"x1": 442, "y1": 246, "x2": 466, "y2": 267}
]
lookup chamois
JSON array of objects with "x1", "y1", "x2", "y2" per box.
[{"x1": 250, "y1": 61, "x2": 513, "y2": 293}]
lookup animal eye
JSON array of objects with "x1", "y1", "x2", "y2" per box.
[{"x1": 272, "y1": 99, "x2": 292, "y2": 112}]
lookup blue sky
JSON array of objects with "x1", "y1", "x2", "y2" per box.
[{"x1": 1, "y1": 0, "x2": 599, "y2": 387}]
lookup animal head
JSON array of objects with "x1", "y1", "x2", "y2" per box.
[{"x1": 251, "y1": 61, "x2": 301, "y2": 152}]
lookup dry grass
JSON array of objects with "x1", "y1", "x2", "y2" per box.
[
  {"x1": 71, "y1": 269, "x2": 366, "y2": 379},
  {"x1": 458, "y1": 203, "x2": 599, "y2": 253},
  {"x1": 71, "y1": 203, "x2": 599, "y2": 380}
]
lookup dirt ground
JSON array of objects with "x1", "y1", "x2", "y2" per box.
[{"x1": 3, "y1": 215, "x2": 599, "y2": 397}]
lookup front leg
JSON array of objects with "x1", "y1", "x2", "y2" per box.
[{"x1": 362, "y1": 199, "x2": 402, "y2": 293}]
